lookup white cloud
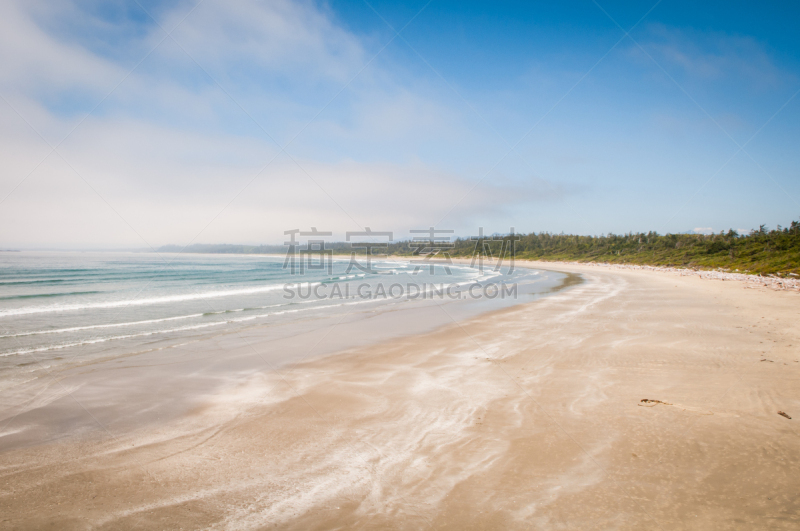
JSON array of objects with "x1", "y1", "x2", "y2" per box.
[
  {"x1": 162, "y1": 0, "x2": 366, "y2": 83},
  {"x1": 0, "y1": 0, "x2": 579, "y2": 248},
  {"x1": 0, "y1": 1, "x2": 123, "y2": 97}
]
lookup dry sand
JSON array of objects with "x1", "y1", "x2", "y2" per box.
[{"x1": 1, "y1": 262, "x2": 799, "y2": 530}]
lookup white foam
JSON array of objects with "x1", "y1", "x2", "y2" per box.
[
  {"x1": 0, "y1": 282, "x2": 296, "y2": 318},
  {"x1": 0, "y1": 313, "x2": 206, "y2": 338}
]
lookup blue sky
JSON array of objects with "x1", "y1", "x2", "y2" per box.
[{"x1": 0, "y1": 0, "x2": 798, "y2": 248}]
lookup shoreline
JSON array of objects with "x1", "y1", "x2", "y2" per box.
[
  {"x1": 521, "y1": 259, "x2": 800, "y2": 292},
  {"x1": 437, "y1": 256, "x2": 800, "y2": 292},
  {"x1": 1, "y1": 263, "x2": 799, "y2": 529}
]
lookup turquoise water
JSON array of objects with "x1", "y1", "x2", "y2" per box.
[{"x1": 0, "y1": 252, "x2": 483, "y2": 364}]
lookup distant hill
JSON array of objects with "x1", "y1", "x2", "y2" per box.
[
  {"x1": 156, "y1": 242, "x2": 354, "y2": 255},
  {"x1": 157, "y1": 244, "x2": 285, "y2": 254}
]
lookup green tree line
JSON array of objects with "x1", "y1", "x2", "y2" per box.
[{"x1": 437, "y1": 219, "x2": 800, "y2": 276}]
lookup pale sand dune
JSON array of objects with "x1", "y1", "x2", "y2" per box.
[{"x1": 1, "y1": 263, "x2": 799, "y2": 529}]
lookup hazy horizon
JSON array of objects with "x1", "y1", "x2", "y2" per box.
[{"x1": 0, "y1": 219, "x2": 786, "y2": 252}]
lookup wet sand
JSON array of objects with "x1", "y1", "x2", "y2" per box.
[{"x1": 1, "y1": 262, "x2": 799, "y2": 529}]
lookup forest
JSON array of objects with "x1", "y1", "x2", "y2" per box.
[{"x1": 439, "y1": 220, "x2": 800, "y2": 276}]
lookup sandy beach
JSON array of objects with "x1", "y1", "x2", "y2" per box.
[{"x1": 1, "y1": 262, "x2": 799, "y2": 530}]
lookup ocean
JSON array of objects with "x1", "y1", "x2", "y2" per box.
[{"x1": 0, "y1": 251, "x2": 492, "y2": 356}]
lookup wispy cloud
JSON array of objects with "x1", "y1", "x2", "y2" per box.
[{"x1": 632, "y1": 23, "x2": 795, "y2": 89}]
